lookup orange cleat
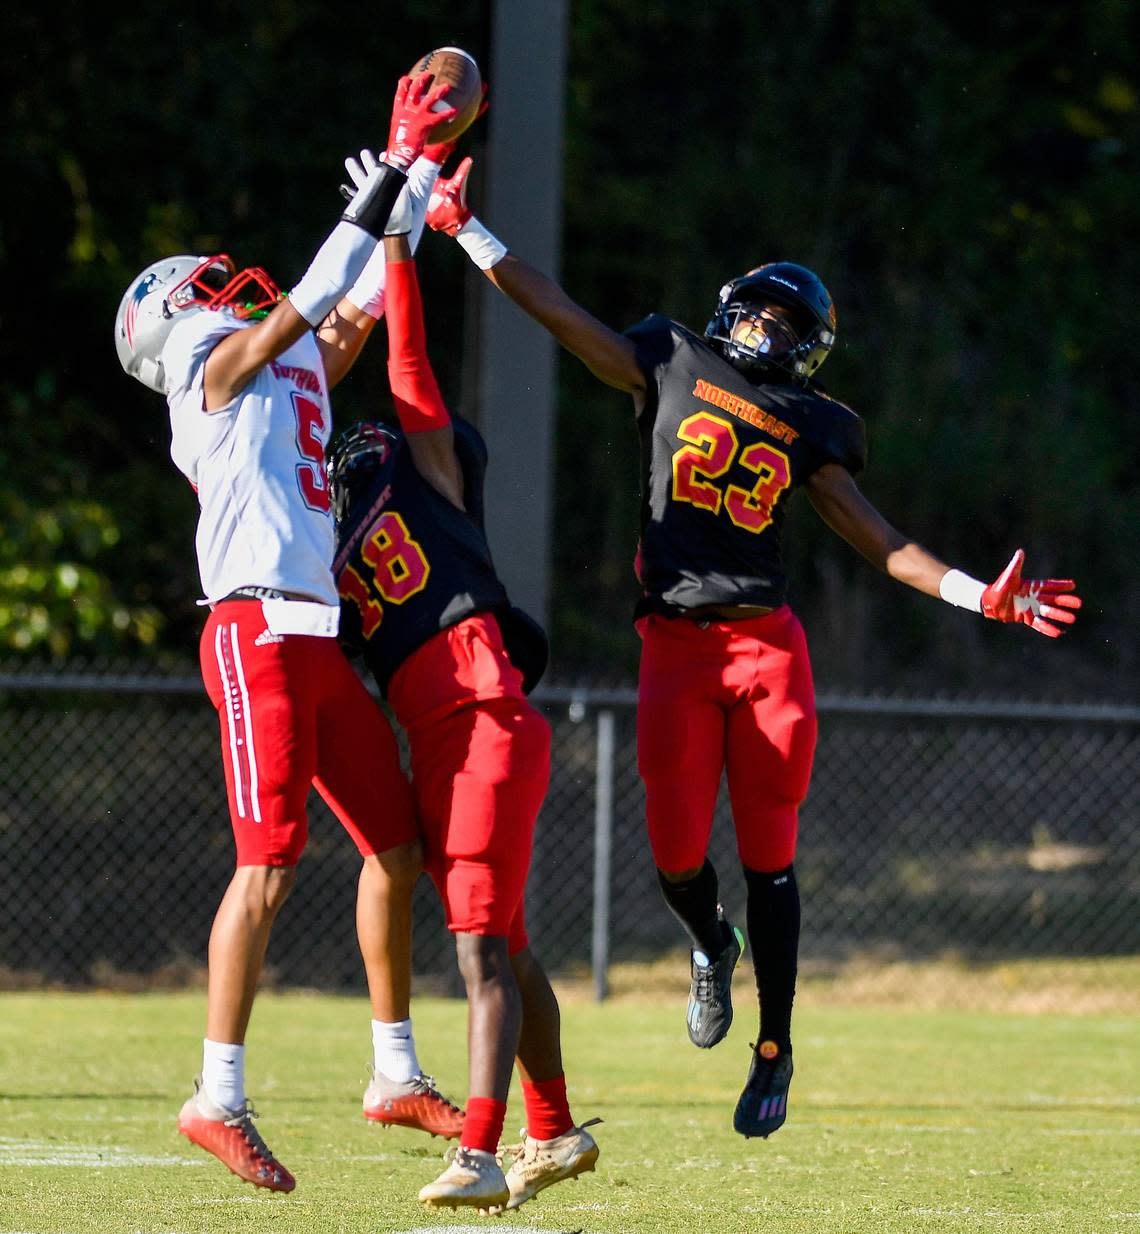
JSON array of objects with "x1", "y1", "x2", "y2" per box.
[
  {"x1": 178, "y1": 1079, "x2": 295, "y2": 1193},
  {"x1": 363, "y1": 1069, "x2": 465, "y2": 1139}
]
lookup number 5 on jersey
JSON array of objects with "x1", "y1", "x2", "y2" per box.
[
  {"x1": 339, "y1": 512, "x2": 431, "y2": 637},
  {"x1": 293, "y1": 393, "x2": 331, "y2": 512}
]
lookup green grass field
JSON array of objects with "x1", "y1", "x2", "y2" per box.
[{"x1": 2, "y1": 986, "x2": 1138, "y2": 1234}]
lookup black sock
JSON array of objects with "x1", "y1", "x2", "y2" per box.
[
  {"x1": 744, "y1": 863, "x2": 800, "y2": 1051},
  {"x1": 657, "y1": 861, "x2": 730, "y2": 957}
]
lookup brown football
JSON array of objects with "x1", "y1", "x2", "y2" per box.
[{"x1": 408, "y1": 47, "x2": 482, "y2": 143}]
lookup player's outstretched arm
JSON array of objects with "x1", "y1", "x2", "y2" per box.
[
  {"x1": 380, "y1": 231, "x2": 465, "y2": 507},
  {"x1": 806, "y1": 463, "x2": 1081, "y2": 637},
  {"x1": 202, "y1": 72, "x2": 455, "y2": 409},
  {"x1": 318, "y1": 99, "x2": 491, "y2": 389},
  {"x1": 317, "y1": 149, "x2": 429, "y2": 388},
  {"x1": 806, "y1": 464, "x2": 948, "y2": 592},
  {"x1": 425, "y1": 157, "x2": 646, "y2": 397}
]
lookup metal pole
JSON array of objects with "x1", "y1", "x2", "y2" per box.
[
  {"x1": 592, "y1": 708, "x2": 615, "y2": 1002},
  {"x1": 474, "y1": 0, "x2": 570, "y2": 630}
]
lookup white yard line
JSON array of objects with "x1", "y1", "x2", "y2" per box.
[
  {"x1": 407, "y1": 1228, "x2": 548, "y2": 1234},
  {"x1": 0, "y1": 1137, "x2": 200, "y2": 1167}
]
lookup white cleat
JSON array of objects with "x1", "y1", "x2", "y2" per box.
[
  {"x1": 418, "y1": 1145, "x2": 510, "y2": 1212},
  {"x1": 493, "y1": 1118, "x2": 602, "y2": 1212}
]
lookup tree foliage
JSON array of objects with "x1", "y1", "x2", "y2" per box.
[
  {"x1": 552, "y1": 0, "x2": 1137, "y2": 693},
  {"x1": 2, "y1": 1, "x2": 1134, "y2": 695}
]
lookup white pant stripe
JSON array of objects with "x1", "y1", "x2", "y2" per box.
[
  {"x1": 228, "y1": 623, "x2": 261, "y2": 823},
  {"x1": 214, "y1": 623, "x2": 247, "y2": 819}
]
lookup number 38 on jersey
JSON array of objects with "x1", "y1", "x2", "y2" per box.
[{"x1": 671, "y1": 411, "x2": 791, "y2": 534}]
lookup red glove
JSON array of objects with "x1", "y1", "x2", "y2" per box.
[
  {"x1": 426, "y1": 156, "x2": 475, "y2": 235},
  {"x1": 385, "y1": 71, "x2": 458, "y2": 170},
  {"x1": 980, "y1": 549, "x2": 1082, "y2": 638},
  {"x1": 423, "y1": 84, "x2": 489, "y2": 166}
]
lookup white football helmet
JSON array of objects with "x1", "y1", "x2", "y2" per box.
[{"x1": 114, "y1": 254, "x2": 281, "y2": 392}]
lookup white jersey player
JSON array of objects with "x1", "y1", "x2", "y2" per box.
[
  {"x1": 165, "y1": 310, "x2": 339, "y2": 610},
  {"x1": 112, "y1": 71, "x2": 466, "y2": 1193}
]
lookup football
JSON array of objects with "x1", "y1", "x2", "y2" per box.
[{"x1": 408, "y1": 46, "x2": 482, "y2": 144}]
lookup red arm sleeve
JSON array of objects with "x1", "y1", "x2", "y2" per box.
[{"x1": 384, "y1": 257, "x2": 451, "y2": 433}]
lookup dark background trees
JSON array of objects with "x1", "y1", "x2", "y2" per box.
[{"x1": 3, "y1": 1, "x2": 1135, "y2": 696}]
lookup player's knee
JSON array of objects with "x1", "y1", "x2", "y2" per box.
[
  {"x1": 264, "y1": 865, "x2": 297, "y2": 914},
  {"x1": 233, "y1": 864, "x2": 297, "y2": 918},
  {"x1": 510, "y1": 946, "x2": 557, "y2": 1005},
  {"x1": 508, "y1": 944, "x2": 542, "y2": 987},
  {"x1": 370, "y1": 838, "x2": 423, "y2": 890},
  {"x1": 455, "y1": 931, "x2": 513, "y2": 990},
  {"x1": 736, "y1": 798, "x2": 799, "y2": 870},
  {"x1": 658, "y1": 865, "x2": 704, "y2": 885}
]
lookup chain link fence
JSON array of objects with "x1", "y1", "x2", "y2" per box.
[{"x1": 2, "y1": 667, "x2": 1138, "y2": 1009}]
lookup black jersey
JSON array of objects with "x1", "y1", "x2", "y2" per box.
[
  {"x1": 333, "y1": 417, "x2": 547, "y2": 693},
  {"x1": 626, "y1": 314, "x2": 867, "y2": 615}
]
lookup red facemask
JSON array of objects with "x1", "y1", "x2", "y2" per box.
[{"x1": 167, "y1": 254, "x2": 282, "y2": 320}]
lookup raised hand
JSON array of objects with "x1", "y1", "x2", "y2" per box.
[
  {"x1": 340, "y1": 150, "x2": 412, "y2": 234},
  {"x1": 426, "y1": 157, "x2": 475, "y2": 236},
  {"x1": 423, "y1": 83, "x2": 490, "y2": 166},
  {"x1": 341, "y1": 148, "x2": 382, "y2": 199},
  {"x1": 386, "y1": 71, "x2": 458, "y2": 170},
  {"x1": 980, "y1": 549, "x2": 1082, "y2": 638}
]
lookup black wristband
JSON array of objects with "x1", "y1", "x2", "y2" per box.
[{"x1": 341, "y1": 161, "x2": 408, "y2": 239}]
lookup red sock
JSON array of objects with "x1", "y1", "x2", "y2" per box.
[
  {"x1": 521, "y1": 1074, "x2": 572, "y2": 1141},
  {"x1": 461, "y1": 1096, "x2": 507, "y2": 1154}
]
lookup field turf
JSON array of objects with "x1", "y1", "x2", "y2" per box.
[{"x1": 1, "y1": 987, "x2": 1137, "y2": 1233}]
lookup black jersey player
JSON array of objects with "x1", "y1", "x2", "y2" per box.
[
  {"x1": 425, "y1": 157, "x2": 1081, "y2": 1140},
  {"x1": 328, "y1": 228, "x2": 599, "y2": 1212}
]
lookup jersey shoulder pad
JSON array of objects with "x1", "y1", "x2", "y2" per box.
[
  {"x1": 802, "y1": 386, "x2": 867, "y2": 476},
  {"x1": 623, "y1": 312, "x2": 680, "y2": 375},
  {"x1": 162, "y1": 310, "x2": 243, "y2": 401}
]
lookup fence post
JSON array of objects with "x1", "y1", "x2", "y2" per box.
[{"x1": 592, "y1": 708, "x2": 615, "y2": 1002}]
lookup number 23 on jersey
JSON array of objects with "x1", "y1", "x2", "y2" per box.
[{"x1": 671, "y1": 411, "x2": 791, "y2": 534}]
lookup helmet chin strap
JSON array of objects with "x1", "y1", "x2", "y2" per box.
[{"x1": 137, "y1": 355, "x2": 164, "y2": 393}]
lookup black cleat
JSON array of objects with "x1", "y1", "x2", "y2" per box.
[
  {"x1": 686, "y1": 912, "x2": 745, "y2": 1049},
  {"x1": 733, "y1": 1042, "x2": 793, "y2": 1139}
]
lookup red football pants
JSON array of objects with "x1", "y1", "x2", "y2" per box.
[
  {"x1": 636, "y1": 606, "x2": 817, "y2": 874},
  {"x1": 200, "y1": 600, "x2": 416, "y2": 866},
  {"x1": 388, "y1": 614, "x2": 550, "y2": 950}
]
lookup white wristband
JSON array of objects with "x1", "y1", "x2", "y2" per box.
[
  {"x1": 405, "y1": 156, "x2": 443, "y2": 252},
  {"x1": 938, "y1": 569, "x2": 986, "y2": 613},
  {"x1": 455, "y1": 216, "x2": 508, "y2": 270},
  {"x1": 288, "y1": 221, "x2": 377, "y2": 327}
]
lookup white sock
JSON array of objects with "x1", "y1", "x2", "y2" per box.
[
  {"x1": 371, "y1": 1018, "x2": 420, "y2": 1083},
  {"x1": 202, "y1": 1038, "x2": 245, "y2": 1112}
]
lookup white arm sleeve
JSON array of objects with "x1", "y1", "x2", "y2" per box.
[
  {"x1": 344, "y1": 156, "x2": 442, "y2": 320},
  {"x1": 288, "y1": 221, "x2": 377, "y2": 327}
]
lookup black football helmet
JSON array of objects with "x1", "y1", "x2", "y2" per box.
[
  {"x1": 705, "y1": 262, "x2": 837, "y2": 383},
  {"x1": 327, "y1": 420, "x2": 398, "y2": 525}
]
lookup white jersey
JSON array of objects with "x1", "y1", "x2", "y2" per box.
[{"x1": 164, "y1": 310, "x2": 338, "y2": 606}]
